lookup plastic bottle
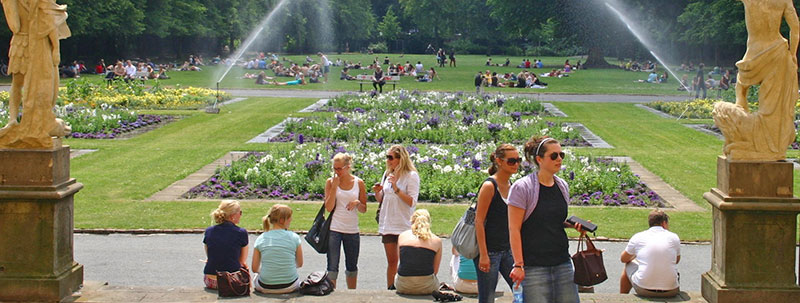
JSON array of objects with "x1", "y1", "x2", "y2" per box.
[{"x1": 512, "y1": 282, "x2": 523, "y2": 303}]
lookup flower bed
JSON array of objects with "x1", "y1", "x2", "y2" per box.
[
  {"x1": 183, "y1": 143, "x2": 663, "y2": 207},
  {"x1": 270, "y1": 112, "x2": 586, "y2": 145},
  {"x1": 323, "y1": 90, "x2": 546, "y2": 115},
  {"x1": 647, "y1": 99, "x2": 800, "y2": 119},
  {"x1": 19, "y1": 79, "x2": 228, "y2": 110},
  {"x1": 1, "y1": 102, "x2": 171, "y2": 139}
]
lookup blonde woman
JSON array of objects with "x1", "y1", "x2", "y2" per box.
[
  {"x1": 252, "y1": 204, "x2": 304, "y2": 294},
  {"x1": 372, "y1": 144, "x2": 420, "y2": 289},
  {"x1": 324, "y1": 153, "x2": 367, "y2": 289},
  {"x1": 395, "y1": 209, "x2": 442, "y2": 295},
  {"x1": 203, "y1": 200, "x2": 248, "y2": 289}
]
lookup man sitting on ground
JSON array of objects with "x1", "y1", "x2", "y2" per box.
[{"x1": 620, "y1": 210, "x2": 681, "y2": 298}]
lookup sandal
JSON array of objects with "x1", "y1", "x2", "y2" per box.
[{"x1": 432, "y1": 290, "x2": 463, "y2": 302}]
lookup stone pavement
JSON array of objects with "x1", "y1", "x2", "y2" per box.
[
  {"x1": 66, "y1": 281, "x2": 707, "y2": 302},
  {"x1": 219, "y1": 88, "x2": 693, "y2": 103}
]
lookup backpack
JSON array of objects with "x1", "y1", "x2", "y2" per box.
[{"x1": 299, "y1": 271, "x2": 334, "y2": 296}]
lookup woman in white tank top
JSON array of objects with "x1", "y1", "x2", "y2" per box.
[{"x1": 324, "y1": 153, "x2": 367, "y2": 289}]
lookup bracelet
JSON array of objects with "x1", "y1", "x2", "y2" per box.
[
  {"x1": 513, "y1": 264, "x2": 524, "y2": 268},
  {"x1": 394, "y1": 188, "x2": 401, "y2": 194}
]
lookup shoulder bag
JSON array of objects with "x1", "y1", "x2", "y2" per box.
[
  {"x1": 572, "y1": 233, "x2": 608, "y2": 286},
  {"x1": 450, "y1": 182, "x2": 487, "y2": 260},
  {"x1": 216, "y1": 269, "x2": 251, "y2": 297},
  {"x1": 305, "y1": 203, "x2": 334, "y2": 254}
]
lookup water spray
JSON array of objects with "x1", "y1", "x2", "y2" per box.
[{"x1": 603, "y1": 1, "x2": 692, "y2": 95}]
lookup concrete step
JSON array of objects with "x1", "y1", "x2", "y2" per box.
[{"x1": 66, "y1": 281, "x2": 707, "y2": 303}]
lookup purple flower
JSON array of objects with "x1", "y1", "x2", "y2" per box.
[
  {"x1": 297, "y1": 134, "x2": 304, "y2": 144},
  {"x1": 462, "y1": 114, "x2": 475, "y2": 126},
  {"x1": 510, "y1": 111, "x2": 521, "y2": 122},
  {"x1": 471, "y1": 159, "x2": 482, "y2": 170},
  {"x1": 487, "y1": 123, "x2": 504, "y2": 133},
  {"x1": 427, "y1": 116, "x2": 440, "y2": 128},
  {"x1": 335, "y1": 114, "x2": 349, "y2": 124}
]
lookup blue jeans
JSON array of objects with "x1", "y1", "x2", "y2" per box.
[
  {"x1": 326, "y1": 231, "x2": 360, "y2": 281},
  {"x1": 472, "y1": 250, "x2": 514, "y2": 303},
  {"x1": 522, "y1": 260, "x2": 579, "y2": 303}
]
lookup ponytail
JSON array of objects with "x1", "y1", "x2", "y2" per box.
[{"x1": 262, "y1": 204, "x2": 292, "y2": 231}]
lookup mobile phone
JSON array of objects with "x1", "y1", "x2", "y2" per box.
[{"x1": 566, "y1": 216, "x2": 597, "y2": 233}]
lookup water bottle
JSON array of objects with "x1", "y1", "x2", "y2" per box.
[{"x1": 512, "y1": 282, "x2": 524, "y2": 303}]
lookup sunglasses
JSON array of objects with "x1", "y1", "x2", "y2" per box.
[
  {"x1": 544, "y1": 152, "x2": 566, "y2": 161},
  {"x1": 386, "y1": 155, "x2": 399, "y2": 161},
  {"x1": 504, "y1": 157, "x2": 523, "y2": 165},
  {"x1": 333, "y1": 166, "x2": 348, "y2": 171}
]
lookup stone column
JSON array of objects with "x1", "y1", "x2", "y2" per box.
[
  {"x1": 701, "y1": 156, "x2": 800, "y2": 303},
  {"x1": 0, "y1": 147, "x2": 83, "y2": 302}
]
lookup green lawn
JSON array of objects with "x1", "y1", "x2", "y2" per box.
[
  {"x1": 69, "y1": 92, "x2": 800, "y2": 241},
  {"x1": 17, "y1": 54, "x2": 705, "y2": 96}
]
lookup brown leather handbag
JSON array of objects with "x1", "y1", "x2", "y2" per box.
[
  {"x1": 217, "y1": 269, "x2": 251, "y2": 297},
  {"x1": 572, "y1": 234, "x2": 608, "y2": 286}
]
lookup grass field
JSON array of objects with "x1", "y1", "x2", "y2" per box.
[
  {"x1": 64, "y1": 92, "x2": 800, "y2": 241},
  {"x1": 4, "y1": 54, "x2": 709, "y2": 96}
]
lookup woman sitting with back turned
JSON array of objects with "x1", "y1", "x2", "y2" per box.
[
  {"x1": 203, "y1": 200, "x2": 248, "y2": 290},
  {"x1": 395, "y1": 209, "x2": 442, "y2": 295},
  {"x1": 252, "y1": 204, "x2": 304, "y2": 294}
]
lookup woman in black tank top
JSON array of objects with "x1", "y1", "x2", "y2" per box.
[
  {"x1": 473, "y1": 144, "x2": 520, "y2": 303},
  {"x1": 507, "y1": 137, "x2": 590, "y2": 303}
]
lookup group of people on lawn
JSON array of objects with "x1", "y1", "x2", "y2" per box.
[{"x1": 203, "y1": 137, "x2": 682, "y2": 302}]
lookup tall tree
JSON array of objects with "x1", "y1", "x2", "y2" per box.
[{"x1": 378, "y1": 7, "x2": 401, "y2": 51}]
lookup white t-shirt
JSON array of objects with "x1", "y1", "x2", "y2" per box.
[
  {"x1": 330, "y1": 176, "x2": 361, "y2": 234},
  {"x1": 415, "y1": 63, "x2": 424, "y2": 73},
  {"x1": 378, "y1": 171, "x2": 420, "y2": 235},
  {"x1": 125, "y1": 65, "x2": 137, "y2": 77},
  {"x1": 322, "y1": 55, "x2": 331, "y2": 67},
  {"x1": 625, "y1": 226, "x2": 680, "y2": 290}
]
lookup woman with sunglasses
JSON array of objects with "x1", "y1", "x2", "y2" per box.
[
  {"x1": 508, "y1": 136, "x2": 588, "y2": 303},
  {"x1": 324, "y1": 153, "x2": 368, "y2": 289},
  {"x1": 372, "y1": 144, "x2": 420, "y2": 289},
  {"x1": 473, "y1": 144, "x2": 520, "y2": 303}
]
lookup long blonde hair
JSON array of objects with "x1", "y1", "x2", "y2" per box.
[
  {"x1": 411, "y1": 209, "x2": 434, "y2": 240},
  {"x1": 263, "y1": 204, "x2": 292, "y2": 231},
  {"x1": 387, "y1": 144, "x2": 417, "y2": 177},
  {"x1": 211, "y1": 200, "x2": 241, "y2": 224}
]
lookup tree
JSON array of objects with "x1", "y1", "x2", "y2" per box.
[
  {"x1": 377, "y1": 7, "x2": 401, "y2": 51},
  {"x1": 333, "y1": 0, "x2": 376, "y2": 52}
]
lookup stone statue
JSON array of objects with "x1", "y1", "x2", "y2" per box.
[
  {"x1": 0, "y1": 0, "x2": 70, "y2": 149},
  {"x1": 712, "y1": 0, "x2": 799, "y2": 161}
]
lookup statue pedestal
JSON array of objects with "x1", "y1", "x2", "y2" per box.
[
  {"x1": 0, "y1": 147, "x2": 84, "y2": 302},
  {"x1": 701, "y1": 156, "x2": 800, "y2": 303}
]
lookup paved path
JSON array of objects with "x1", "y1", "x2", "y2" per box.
[
  {"x1": 74, "y1": 234, "x2": 725, "y2": 294},
  {"x1": 219, "y1": 88, "x2": 693, "y2": 103}
]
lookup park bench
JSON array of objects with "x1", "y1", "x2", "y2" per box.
[{"x1": 355, "y1": 74, "x2": 400, "y2": 92}]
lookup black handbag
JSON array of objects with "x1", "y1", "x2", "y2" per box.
[
  {"x1": 572, "y1": 234, "x2": 608, "y2": 286},
  {"x1": 216, "y1": 269, "x2": 251, "y2": 297},
  {"x1": 299, "y1": 271, "x2": 335, "y2": 296},
  {"x1": 305, "y1": 204, "x2": 334, "y2": 253}
]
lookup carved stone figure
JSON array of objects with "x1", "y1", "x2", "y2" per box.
[
  {"x1": 712, "y1": 0, "x2": 799, "y2": 161},
  {"x1": 0, "y1": 0, "x2": 70, "y2": 149}
]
